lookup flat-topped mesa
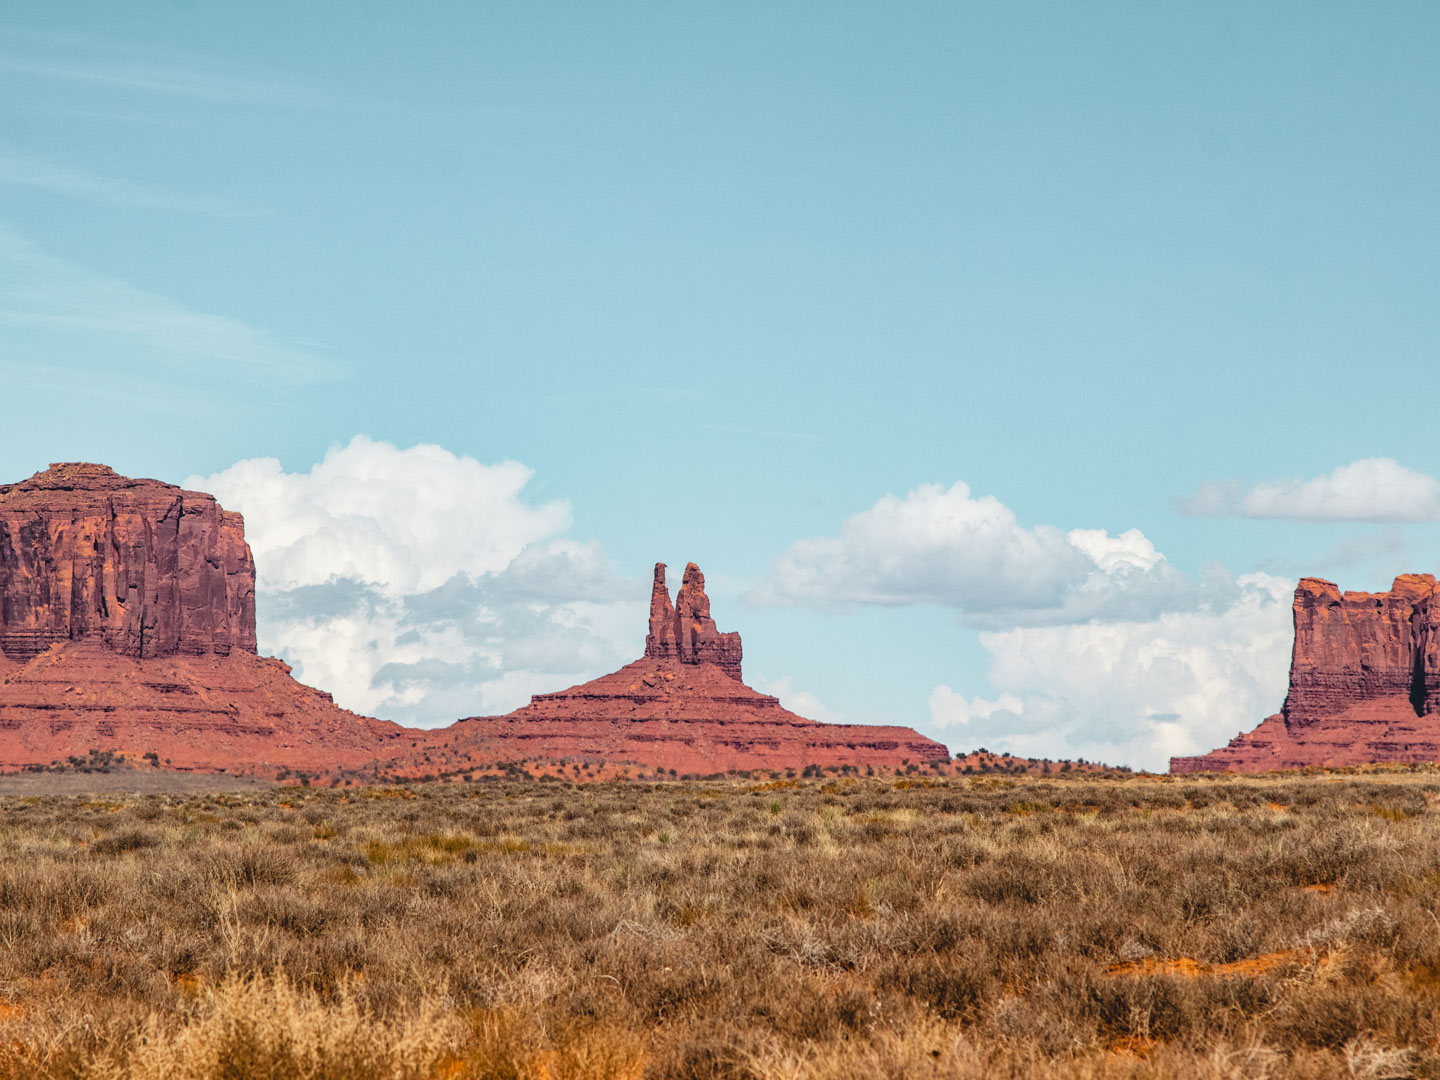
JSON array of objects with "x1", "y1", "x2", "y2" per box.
[
  {"x1": 0, "y1": 462, "x2": 256, "y2": 660},
  {"x1": 1171, "y1": 573, "x2": 1440, "y2": 773},
  {"x1": 643, "y1": 562, "x2": 743, "y2": 681},
  {"x1": 1283, "y1": 574, "x2": 1440, "y2": 728}
]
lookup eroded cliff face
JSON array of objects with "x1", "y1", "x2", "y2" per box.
[
  {"x1": 1282, "y1": 574, "x2": 1439, "y2": 728},
  {"x1": 0, "y1": 463, "x2": 256, "y2": 660},
  {"x1": 1172, "y1": 574, "x2": 1440, "y2": 773},
  {"x1": 644, "y1": 562, "x2": 743, "y2": 680}
]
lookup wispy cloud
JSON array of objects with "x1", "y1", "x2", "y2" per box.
[
  {"x1": 0, "y1": 141, "x2": 241, "y2": 214},
  {"x1": 0, "y1": 225, "x2": 339, "y2": 383},
  {"x1": 0, "y1": 360, "x2": 219, "y2": 414},
  {"x1": 0, "y1": 54, "x2": 316, "y2": 106}
]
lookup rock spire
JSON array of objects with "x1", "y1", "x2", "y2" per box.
[
  {"x1": 434, "y1": 558, "x2": 949, "y2": 774},
  {"x1": 643, "y1": 562, "x2": 743, "y2": 680}
]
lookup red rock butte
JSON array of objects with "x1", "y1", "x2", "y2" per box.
[
  {"x1": 409, "y1": 561, "x2": 951, "y2": 775},
  {"x1": 0, "y1": 463, "x2": 408, "y2": 772},
  {"x1": 0, "y1": 462, "x2": 256, "y2": 660},
  {"x1": 1172, "y1": 574, "x2": 1440, "y2": 773}
]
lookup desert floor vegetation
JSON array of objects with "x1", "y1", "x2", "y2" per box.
[{"x1": 0, "y1": 771, "x2": 1439, "y2": 1078}]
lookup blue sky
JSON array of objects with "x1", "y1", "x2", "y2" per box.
[{"x1": 3, "y1": 4, "x2": 1438, "y2": 770}]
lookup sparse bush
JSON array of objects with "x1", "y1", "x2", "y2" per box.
[{"x1": 91, "y1": 829, "x2": 159, "y2": 855}]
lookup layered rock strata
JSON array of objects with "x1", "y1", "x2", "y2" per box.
[
  {"x1": 418, "y1": 562, "x2": 950, "y2": 774},
  {"x1": 0, "y1": 464, "x2": 406, "y2": 773},
  {"x1": 1171, "y1": 574, "x2": 1440, "y2": 773},
  {"x1": 0, "y1": 644, "x2": 406, "y2": 772}
]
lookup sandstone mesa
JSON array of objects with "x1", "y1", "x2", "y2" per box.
[
  {"x1": 0, "y1": 463, "x2": 948, "y2": 778},
  {"x1": 1172, "y1": 574, "x2": 1440, "y2": 773},
  {"x1": 0, "y1": 464, "x2": 409, "y2": 773}
]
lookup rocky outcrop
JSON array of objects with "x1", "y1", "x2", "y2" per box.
[
  {"x1": 0, "y1": 464, "x2": 407, "y2": 774},
  {"x1": 644, "y1": 563, "x2": 743, "y2": 680},
  {"x1": 0, "y1": 463, "x2": 256, "y2": 660},
  {"x1": 417, "y1": 560, "x2": 949, "y2": 775},
  {"x1": 1283, "y1": 575, "x2": 1440, "y2": 727},
  {"x1": 1172, "y1": 574, "x2": 1440, "y2": 773}
]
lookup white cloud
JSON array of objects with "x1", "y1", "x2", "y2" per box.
[
  {"x1": 1179, "y1": 459, "x2": 1440, "y2": 523},
  {"x1": 1065, "y1": 528, "x2": 1162, "y2": 572},
  {"x1": 756, "y1": 480, "x2": 1299, "y2": 771},
  {"x1": 751, "y1": 482, "x2": 1084, "y2": 614},
  {"x1": 929, "y1": 573, "x2": 1295, "y2": 772},
  {"x1": 189, "y1": 437, "x2": 641, "y2": 726},
  {"x1": 752, "y1": 675, "x2": 846, "y2": 725},
  {"x1": 196, "y1": 436, "x2": 571, "y2": 594},
  {"x1": 927, "y1": 689, "x2": 1025, "y2": 731},
  {"x1": 751, "y1": 482, "x2": 1211, "y2": 626}
]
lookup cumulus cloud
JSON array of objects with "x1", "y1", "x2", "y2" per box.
[
  {"x1": 1179, "y1": 459, "x2": 1440, "y2": 522},
  {"x1": 196, "y1": 436, "x2": 572, "y2": 594},
  {"x1": 927, "y1": 690, "x2": 1025, "y2": 732},
  {"x1": 751, "y1": 482, "x2": 1219, "y2": 626},
  {"x1": 930, "y1": 573, "x2": 1295, "y2": 772},
  {"x1": 754, "y1": 480, "x2": 1299, "y2": 771},
  {"x1": 189, "y1": 437, "x2": 641, "y2": 726}
]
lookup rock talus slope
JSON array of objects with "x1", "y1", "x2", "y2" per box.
[
  {"x1": 416, "y1": 562, "x2": 950, "y2": 774},
  {"x1": 0, "y1": 464, "x2": 407, "y2": 772},
  {"x1": 1171, "y1": 574, "x2": 1440, "y2": 772}
]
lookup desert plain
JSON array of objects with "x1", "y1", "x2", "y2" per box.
[{"x1": 0, "y1": 769, "x2": 1437, "y2": 1079}]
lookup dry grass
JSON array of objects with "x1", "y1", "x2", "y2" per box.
[{"x1": 0, "y1": 773, "x2": 1438, "y2": 1078}]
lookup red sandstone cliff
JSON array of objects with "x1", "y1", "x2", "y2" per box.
[
  {"x1": 410, "y1": 561, "x2": 950, "y2": 775},
  {"x1": 1171, "y1": 574, "x2": 1440, "y2": 773},
  {"x1": 0, "y1": 464, "x2": 407, "y2": 773},
  {"x1": 0, "y1": 463, "x2": 257, "y2": 660}
]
